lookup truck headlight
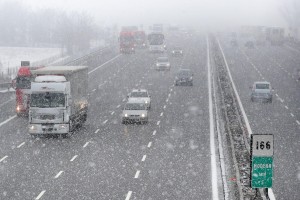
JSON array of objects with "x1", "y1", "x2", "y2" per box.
[
  {"x1": 141, "y1": 114, "x2": 145, "y2": 118},
  {"x1": 145, "y1": 101, "x2": 148, "y2": 104},
  {"x1": 29, "y1": 125, "x2": 37, "y2": 130},
  {"x1": 166, "y1": 63, "x2": 170, "y2": 66},
  {"x1": 16, "y1": 106, "x2": 20, "y2": 112},
  {"x1": 124, "y1": 113, "x2": 128, "y2": 117},
  {"x1": 156, "y1": 63, "x2": 159, "y2": 67},
  {"x1": 172, "y1": 51, "x2": 175, "y2": 53},
  {"x1": 58, "y1": 124, "x2": 67, "y2": 130}
]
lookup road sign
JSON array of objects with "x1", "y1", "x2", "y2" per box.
[
  {"x1": 251, "y1": 157, "x2": 273, "y2": 188},
  {"x1": 251, "y1": 134, "x2": 274, "y2": 156},
  {"x1": 250, "y1": 134, "x2": 274, "y2": 188}
]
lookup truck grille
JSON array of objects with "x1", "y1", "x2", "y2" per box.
[{"x1": 40, "y1": 115, "x2": 55, "y2": 120}]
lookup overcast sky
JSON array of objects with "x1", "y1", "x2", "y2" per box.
[{"x1": 2, "y1": 0, "x2": 287, "y2": 29}]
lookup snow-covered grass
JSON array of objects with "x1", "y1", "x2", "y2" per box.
[{"x1": 0, "y1": 47, "x2": 63, "y2": 76}]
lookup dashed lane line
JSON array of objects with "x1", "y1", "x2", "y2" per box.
[
  {"x1": 54, "y1": 171, "x2": 64, "y2": 179},
  {"x1": 163, "y1": 105, "x2": 166, "y2": 109},
  {"x1": 35, "y1": 190, "x2": 46, "y2": 200},
  {"x1": 17, "y1": 142, "x2": 25, "y2": 148},
  {"x1": 147, "y1": 142, "x2": 152, "y2": 148},
  {"x1": 153, "y1": 130, "x2": 156, "y2": 135},
  {"x1": 92, "y1": 89, "x2": 96, "y2": 92},
  {"x1": 160, "y1": 112, "x2": 163, "y2": 117},
  {"x1": 83, "y1": 142, "x2": 90, "y2": 148},
  {"x1": 134, "y1": 170, "x2": 140, "y2": 178},
  {"x1": 117, "y1": 105, "x2": 121, "y2": 108},
  {"x1": 111, "y1": 111, "x2": 115, "y2": 115},
  {"x1": 142, "y1": 155, "x2": 146, "y2": 162},
  {"x1": 156, "y1": 121, "x2": 160, "y2": 126},
  {"x1": 0, "y1": 155, "x2": 8, "y2": 163},
  {"x1": 285, "y1": 106, "x2": 289, "y2": 110},
  {"x1": 70, "y1": 155, "x2": 78, "y2": 162},
  {"x1": 95, "y1": 129, "x2": 100, "y2": 133},
  {"x1": 290, "y1": 113, "x2": 295, "y2": 117},
  {"x1": 103, "y1": 119, "x2": 108, "y2": 124},
  {"x1": 296, "y1": 120, "x2": 300, "y2": 125},
  {"x1": 125, "y1": 191, "x2": 132, "y2": 200}
]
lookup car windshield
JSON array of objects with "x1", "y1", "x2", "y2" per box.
[
  {"x1": 125, "y1": 103, "x2": 146, "y2": 110},
  {"x1": 174, "y1": 47, "x2": 182, "y2": 50},
  {"x1": 30, "y1": 92, "x2": 65, "y2": 108},
  {"x1": 178, "y1": 70, "x2": 191, "y2": 76},
  {"x1": 158, "y1": 58, "x2": 168, "y2": 62},
  {"x1": 256, "y1": 84, "x2": 270, "y2": 89},
  {"x1": 130, "y1": 92, "x2": 148, "y2": 97}
]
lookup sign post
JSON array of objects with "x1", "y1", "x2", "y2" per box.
[{"x1": 250, "y1": 134, "x2": 274, "y2": 188}]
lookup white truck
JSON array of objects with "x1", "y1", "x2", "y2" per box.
[{"x1": 28, "y1": 66, "x2": 88, "y2": 136}]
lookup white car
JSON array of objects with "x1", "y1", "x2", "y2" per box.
[
  {"x1": 122, "y1": 99, "x2": 148, "y2": 124},
  {"x1": 127, "y1": 89, "x2": 151, "y2": 109},
  {"x1": 156, "y1": 57, "x2": 171, "y2": 71}
]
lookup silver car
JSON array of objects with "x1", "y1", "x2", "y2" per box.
[
  {"x1": 156, "y1": 57, "x2": 171, "y2": 71},
  {"x1": 127, "y1": 89, "x2": 151, "y2": 110},
  {"x1": 250, "y1": 81, "x2": 273, "y2": 103},
  {"x1": 122, "y1": 99, "x2": 148, "y2": 124}
]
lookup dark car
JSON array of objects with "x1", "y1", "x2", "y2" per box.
[
  {"x1": 171, "y1": 47, "x2": 183, "y2": 56},
  {"x1": 175, "y1": 69, "x2": 193, "y2": 86},
  {"x1": 245, "y1": 41, "x2": 254, "y2": 48}
]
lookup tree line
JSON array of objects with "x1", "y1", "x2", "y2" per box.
[{"x1": 0, "y1": 1, "x2": 104, "y2": 54}]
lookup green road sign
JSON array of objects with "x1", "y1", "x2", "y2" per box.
[{"x1": 251, "y1": 156, "x2": 273, "y2": 188}]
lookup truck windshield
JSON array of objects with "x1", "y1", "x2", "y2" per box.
[
  {"x1": 256, "y1": 84, "x2": 270, "y2": 89},
  {"x1": 16, "y1": 76, "x2": 31, "y2": 89},
  {"x1": 31, "y1": 93, "x2": 65, "y2": 108}
]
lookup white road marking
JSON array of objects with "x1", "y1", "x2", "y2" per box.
[
  {"x1": 134, "y1": 170, "x2": 140, "y2": 178},
  {"x1": 117, "y1": 105, "x2": 121, "y2": 108},
  {"x1": 92, "y1": 89, "x2": 96, "y2": 92},
  {"x1": 209, "y1": 37, "x2": 219, "y2": 200},
  {"x1": 35, "y1": 190, "x2": 46, "y2": 200},
  {"x1": 98, "y1": 82, "x2": 107, "y2": 87},
  {"x1": 160, "y1": 112, "x2": 163, "y2": 117},
  {"x1": 296, "y1": 120, "x2": 300, "y2": 125},
  {"x1": 147, "y1": 142, "x2": 152, "y2": 148},
  {"x1": 153, "y1": 130, "x2": 156, "y2": 135},
  {"x1": 157, "y1": 121, "x2": 160, "y2": 125},
  {"x1": 290, "y1": 113, "x2": 294, "y2": 117},
  {"x1": 142, "y1": 155, "x2": 146, "y2": 162},
  {"x1": 83, "y1": 141, "x2": 90, "y2": 148},
  {"x1": 122, "y1": 98, "x2": 126, "y2": 102},
  {"x1": 88, "y1": 54, "x2": 121, "y2": 74},
  {"x1": 0, "y1": 115, "x2": 17, "y2": 128},
  {"x1": 103, "y1": 119, "x2": 108, "y2": 124},
  {"x1": 111, "y1": 111, "x2": 115, "y2": 115},
  {"x1": 0, "y1": 155, "x2": 8, "y2": 163},
  {"x1": 54, "y1": 171, "x2": 64, "y2": 179},
  {"x1": 163, "y1": 105, "x2": 166, "y2": 109},
  {"x1": 285, "y1": 106, "x2": 289, "y2": 110},
  {"x1": 275, "y1": 94, "x2": 278, "y2": 97},
  {"x1": 280, "y1": 99, "x2": 284, "y2": 103},
  {"x1": 70, "y1": 155, "x2": 78, "y2": 162},
  {"x1": 17, "y1": 142, "x2": 25, "y2": 148},
  {"x1": 166, "y1": 99, "x2": 169, "y2": 102},
  {"x1": 168, "y1": 93, "x2": 171, "y2": 97},
  {"x1": 125, "y1": 191, "x2": 132, "y2": 200},
  {"x1": 95, "y1": 129, "x2": 100, "y2": 133}
]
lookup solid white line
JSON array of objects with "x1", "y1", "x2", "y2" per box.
[
  {"x1": 157, "y1": 121, "x2": 160, "y2": 125},
  {"x1": 17, "y1": 142, "x2": 25, "y2": 148},
  {"x1": 290, "y1": 113, "x2": 294, "y2": 117},
  {"x1": 95, "y1": 129, "x2": 100, "y2": 133},
  {"x1": 285, "y1": 106, "x2": 289, "y2": 110},
  {"x1": 70, "y1": 155, "x2": 78, "y2": 162},
  {"x1": 88, "y1": 54, "x2": 121, "y2": 74},
  {"x1": 142, "y1": 155, "x2": 146, "y2": 162},
  {"x1": 0, "y1": 155, "x2": 8, "y2": 163},
  {"x1": 296, "y1": 120, "x2": 300, "y2": 125},
  {"x1": 207, "y1": 37, "x2": 219, "y2": 200},
  {"x1": 160, "y1": 112, "x2": 163, "y2": 117},
  {"x1": 35, "y1": 190, "x2": 46, "y2": 200},
  {"x1": 54, "y1": 171, "x2": 64, "y2": 179},
  {"x1": 0, "y1": 115, "x2": 17, "y2": 128},
  {"x1": 83, "y1": 141, "x2": 90, "y2": 148},
  {"x1": 153, "y1": 130, "x2": 156, "y2": 135},
  {"x1": 103, "y1": 119, "x2": 108, "y2": 124},
  {"x1": 134, "y1": 170, "x2": 140, "y2": 178},
  {"x1": 125, "y1": 191, "x2": 132, "y2": 200},
  {"x1": 218, "y1": 39, "x2": 276, "y2": 200},
  {"x1": 147, "y1": 142, "x2": 152, "y2": 148}
]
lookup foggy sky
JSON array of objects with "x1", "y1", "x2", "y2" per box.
[{"x1": 3, "y1": 0, "x2": 286, "y2": 28}]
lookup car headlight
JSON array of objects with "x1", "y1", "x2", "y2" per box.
[
  {"x1": 16, "y1": 105, "x2": 21, "y2": 111},
  {"x1": 172, "y1": 51, "x2": 175, "y2": 53},
  {"x1": 124, "y1": 113, "x2": 128, "y2": 117},
  {"x1": 166, "y1": 63, "x2": 170, "y2": 66},
  {"x1": 189, "y1": 77, "x2": 193, "y2": 80},
  {"x1": 156, "y1": 63, "x2": 159, "y2": 66},
  {"x1": 145, "y1": 101, "x2": 148, "y2": 104},
  {"x1": 141, "y1": 113, "x2": 145, "y2": 118}
]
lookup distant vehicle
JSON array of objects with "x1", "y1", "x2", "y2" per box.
[
  {"x1": 127, "y1": 89, "x2": 151, "y2": 110},
  {"x1": 152, "y1": 24, "x2": 163, "y2": 33},
  {"x1": 250, "y1": 81, "x2": 273, "y2": 103},
  {"x1": 148, "y1": 32, "x2": 165, "y2": 53},
  {"x1": 122, "y1": 99, "x2": 148, "y2": 124},
  {"x1": 28, "y1": 66, "x2": 88, "y2": 136},
  {"x1": 172, "y1": 47, "x2": 183, "y2": 56},
  {"x1": 175, "y1": 69, "x2": 193, "y2": 86},
  {"x1": 119, "y1": 31, "x2": 135, "y2": 53},
  {"x1": 266, "y1": 27, "x2": 284, "y2": 45},
  {"x1": 156, "y1": 57, "x2": 171, "y2": 71},
  {"x1": 230, "y1": 39, "x2": 238, "y2": 46},
  {"x1": 134, "y1": 31, "x2": 147, "y2": 48}
]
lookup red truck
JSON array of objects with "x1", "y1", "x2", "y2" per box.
[
  {"x1": 134, "y1": 31, "x2": 147, "y2": 48},
  {"x1": 119, "y1": 31, "x2": 135, "y2": 54}
]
